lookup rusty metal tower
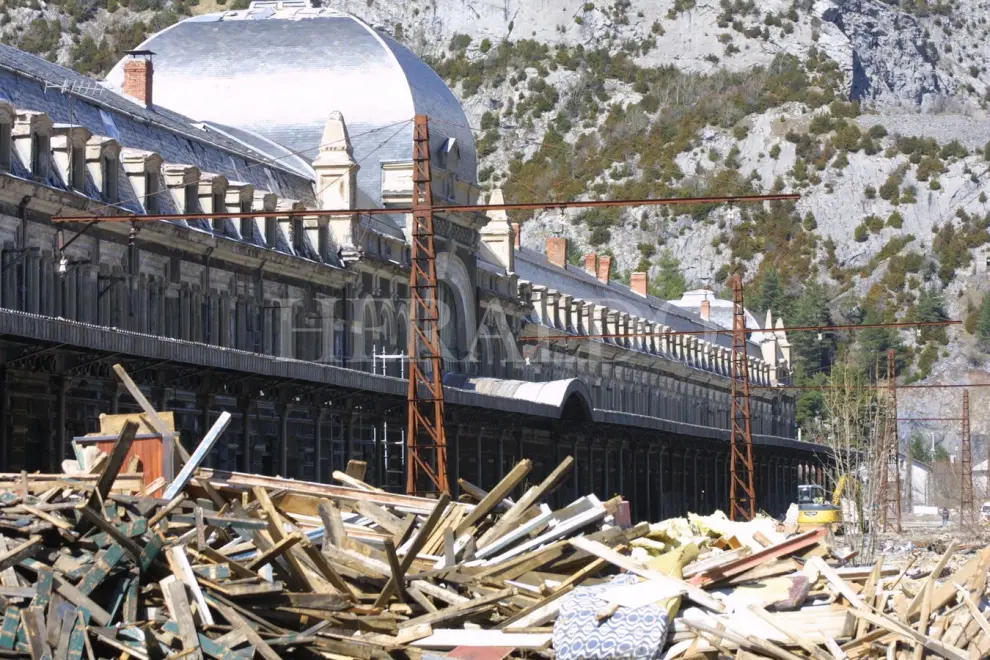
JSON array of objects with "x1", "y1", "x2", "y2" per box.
[
  {"x1": 961, "y1": 390, "x2": 974, "y2": 527},
  {"x1": 729, "y1": 274, "x2": 756, "y2": 521},
  {"x1": 879, "y1": 349, "x2": 902, "y2": 533},
  {"x1": 406, "y1": 115, "x2": 449, "y2": 495}
]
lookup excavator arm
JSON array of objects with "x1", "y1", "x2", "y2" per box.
[{"x1": 832, "y1": 475, "x2": 848, "y2": 507}]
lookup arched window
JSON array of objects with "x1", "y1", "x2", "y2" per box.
[
  {"x1": 363, "y1": 303, "x2": 377, "y2": 370},
  {"x1": 438, "y1": 281, "x2": 462, "y2": 367},
  {"x1": 396, "y1": 311, "x2": 408, "y2": 357},
  {"x1": 380, "y1": 310, "x2": 394, "y2": 353}
]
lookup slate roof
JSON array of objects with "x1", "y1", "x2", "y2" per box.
[
  {"x1": 514, "y1": 246, "x2": 761, "y2": 353},
  {"x1": 105, "y1": 7, "x2": 477, "y2": 214},
  {"x1": 0, "y1": 43, "x2": 332, "y2": 261}
]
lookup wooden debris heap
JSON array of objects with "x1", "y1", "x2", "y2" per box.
[{"x1": 2, "y1": 414, "x2": 990, "y2": 659}]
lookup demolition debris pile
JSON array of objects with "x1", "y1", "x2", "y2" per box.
[{"x1": 0, "y1": 419, "x2": 989, "y2": 658}]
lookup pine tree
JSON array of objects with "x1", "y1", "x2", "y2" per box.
[
  {"x1": 857, "y1": 307, "x2": 906, "y2": 380},
  {"x1": 909, "y1": 433, "x2": 932, "y2": 464},
  {"x1": 788, "y1": 281, "x2": 833, "y2": 380},
  {"x1": 978, "y1": 293, "x2": 990, "y2": 341},
  {"x1": 750, "y1": 268, "x2": 790, "y2": 316},
  {"x1": 649, "y1": 250, "x2": 687, "y2": 300},
  {"x1": 914, "y1": 287, "x2": 948, "y2": 344}
]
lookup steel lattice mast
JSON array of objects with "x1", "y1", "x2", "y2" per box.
[
  {"x1": 961, "y1": 390, "x2": 974, "y2": 527},
  {"x1": 729, "y1": 274, "x2": 756, "y2": 521},
  {"x1": 879, "y1": 349, "x2": 902, "y2": 533},
  {"x1": 406, "y1": 115, "x2": 449, "y2": 495}
]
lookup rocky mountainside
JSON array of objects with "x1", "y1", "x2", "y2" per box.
[{"x1": 4, "y1": 0, "x2": 990, "y2": 440}]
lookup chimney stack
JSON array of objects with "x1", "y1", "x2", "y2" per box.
[
  {"x1": 511, "y1": 222, "x2": 521, "y2": 249},
  {"x1": 122, "y1": 50, "x2": 155, "y2": 106},
  {"x1": 583, "y1": 253, "x2": 598, "y2": 276},
  {"x1": 546, "y1": 236, "x2": 568, "y2": 269},
  {"x1": 597, "y1": 255, "x2": 612, "y2": 283},
  {"x1": 701, "y1": 299, "x2": 711, "y2": 321},
  {"x1": 631, "y1": 271, "x2": 648, "y2": 297}
]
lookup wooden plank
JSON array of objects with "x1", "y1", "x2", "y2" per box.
[
  {"x1": 912, "y1": 574, "x2": 935, "y2": 660},
  {"x1": 210, "y1": 599, "x2": 282, "y2": 660},
  {"x1": 332, "y1": 470, "x2": 383, "y2": 492},
  {"x1": 569, "y1": 536, "x2": 725, "y2": 613},
  {"x1": 476, "y1": 456, "x2": 574, "y2": 549},
  {"x1": 246, "y1": 532, "x2": 303, "y2": 572},
  {"x1": 296, "y1": 537, "x2": 355, "y2": 597},
  {"x1": 455, "y1": 460, "x2": 532, "y2": 537},
  {"x1": 20, "y1": 607, "x2": 51, "y2": 660},
  {"x1": 147, "y1": 493, "x2": 186, "y2": 528},
  {"x1": 856, "y1": 558, "x2": 884, "y2": 639},
  {"x1": 808, "y1": 557, "x2": 867, "y2": 610},
  {"x1": 76, "y1": 545, "x2": 125, "y2": 596},
  {"x1": 52, "y1": 577, "x2": 111, "y2": 626},
  {"x1": 164, "y1": 578, "x2": 203, "y2": 660},
  {"x1": 53, "y1": 605, "x2": 77, "y2": 660},
  {"x1": 383, "y1": 539, "x2": 408, "y2": 603},
  {"x1": 907, "y1": 540, "x2": 958, "y2": 617},
  {"x1": 849, "y1": 608, "x2": 968, "y2": 660},
  {"x1": 163, "y1": 412, "x2": 232, "y2": 500},
  {"x1": 85, "y1": 421, "x2": 139, "y2": 518},
  {"x1": 355, "y1": 501, "x2": 404, "y2": 536},
  {"x1": 374, "y1": 494, "x2": 451, "y2": 608},
  {"x1": 399, "y1": 588, "x2": 515, "y2": 630},
  {"x1": 344, "y1": 460, "x2": 368, "y2": 482},
  {"x1": 411, "y1": 629, "x2": 551, "y2": 650},
  {"x1": 252, "y1": 487, "x2": 325, "y2": 594},
  {"x1": 317, "y1": 501, "x2": 345, "y2": 549},
  {"x1": 0, "y1": 536, "x2": 42, "y2": 573},
  {"x1": 167, "y1": 545, "x2": 215, "y2": 626},
  {"x1": 693, "y1": 528, "x2": 827, "y2": 586}
]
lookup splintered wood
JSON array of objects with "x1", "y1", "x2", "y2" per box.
[{"x1": 2, "y1": 407, "x2": 989, "y2": 658}]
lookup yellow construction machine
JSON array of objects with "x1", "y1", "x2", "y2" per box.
[{"x1": 795, "y1": 475, "x2": 846, "y2": 530}]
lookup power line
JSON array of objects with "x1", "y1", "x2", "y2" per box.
[
  {"x1": 518, "y1": 319, "x2": 960, "y2": 342},
  {"x1": 52, "y1": 193, "x2": 799, "y2": 223}
]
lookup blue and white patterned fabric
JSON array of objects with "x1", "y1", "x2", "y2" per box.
[{"x1": 552, "y1": 574, "x2": 670, "y2": 660}]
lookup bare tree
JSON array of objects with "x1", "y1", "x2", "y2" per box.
[{"x1": 812, "y1": 360, "x2": 890, "y2": 561}]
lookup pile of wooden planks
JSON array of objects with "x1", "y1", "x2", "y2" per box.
[
  {"x1": 659, "y1": 536, "x2": 990, "y2": 659},
  {"x1": 1, "y1": 411, "x2": 989, "y2": 659}
]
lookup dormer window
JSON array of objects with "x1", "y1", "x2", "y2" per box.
[
  {"x1": 101, "y1": 155, "x2": 119, "y2": 201},
  {"x1": 13, "y1": 111, "x2": 54, "y2": 183},
  {"x1": 52, "y1": 125, "x2": 93, "y2": 193},
  {"x1": 86, "y1": 136, "x2": 120, "y2": 203},
  {"x1": 70, "y1": 148, "x2": 86, "y2": 191},
  {"x1": 121, "y1": 148, "x2": 163, "y2": 215},
  {"x1": 0, "y1": 123, "x2": 10, "y2": 172},
  {"x1": 212, "y1": 192, "x2": 226, "y2": 232},
  {"x1": 240, "y1": 199, "x2": 253, "y2": 238},
  {"x1": 197, "y1": 173, "x2": 228, "y2": 234},
  {"x1": 184, "y1": 184, "x2": 197, "y2": 213},
  {"x1": 144, "y1": 172, "x2": 160, "y2": 213},
  {"x1": 30, "y1": 133, "x2": 48, "y2": 179}
]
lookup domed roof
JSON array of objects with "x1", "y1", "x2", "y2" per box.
[{"x1": 105, "y1": 6, "x2": 476, "y2": 206}]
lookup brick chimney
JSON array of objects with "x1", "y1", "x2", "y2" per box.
[
  {"x1": 122, "y1": 51, "x2": 154, "y2": 106},
  {"x1": 511, "y1": 222, "x2": 521, "y2": 249},
  {"x1": 701, "y1": 299, "x2": 711, "y2": 321},
  {"x1": 597, "y1": 255, "x2": 612, "y2": 283},
  {"x1": 583, "y1": 253, "x2": 597, "y2": 276},
  {"x1": 546, "y1": 236, "x2": 568, "y2": 269},
  {"x1": 631, "y1": 271, "x2": 648, "y2": 297}
]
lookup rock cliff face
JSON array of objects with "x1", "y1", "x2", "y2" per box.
[{"x1": 818, "y1": 0, "x2": 954, "y2": 107}]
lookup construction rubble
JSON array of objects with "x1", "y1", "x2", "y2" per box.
[{"x1": 0, "y1": 419, "x2": 989, "y2": 658}]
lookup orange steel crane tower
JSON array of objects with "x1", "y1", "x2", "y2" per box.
[
  {"x1": 406, "y1": 115, "x2": 449, "y2": 495},
  {"x1": 961, "y1": 390, "x2": 974, "y2": 527},
  {"x1": 729, "y1": 274, "x2": 756, "y2": 521},
  {"x1": 879, "y1": 349, "x2": 902, "y2": 533}
]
